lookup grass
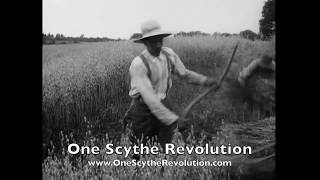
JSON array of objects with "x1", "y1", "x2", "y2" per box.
[{"x1": 42, "y1": 36, "x2": 275, "y2": 179}]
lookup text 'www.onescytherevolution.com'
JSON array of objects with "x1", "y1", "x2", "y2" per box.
[{"x1": 88, "y1": 159, "x2": 232, "y2": 168}]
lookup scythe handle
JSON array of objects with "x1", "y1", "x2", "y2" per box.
[{"x1": 179, "y1": 43, "x2": 239, "y2": 121}]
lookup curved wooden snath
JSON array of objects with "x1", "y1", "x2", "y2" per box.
[{"x1": 179, "y1": 43, "x2": 239, "y2": 121}]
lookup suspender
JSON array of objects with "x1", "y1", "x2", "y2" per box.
[
  {"x1": 139, "y1": 50, "x2": 173, "y2": 97},
  {"x1": 139, "y1": 53, "x2": 151, "y2": 79},
  {"x1": 162, "y1": 50, "x2": 173, "y2": 96}
]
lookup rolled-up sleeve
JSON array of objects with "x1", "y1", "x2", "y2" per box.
[
  {"x1": 239, "y1": 59, "x2": 260, "y2": 80},
  {"x1": 129, "y1": 58, "x2": 178, "y2": 125},
  {"x1": 168, "y1": 49, "x2": 208, "y2": 85}
]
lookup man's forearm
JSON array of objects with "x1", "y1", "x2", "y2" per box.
[
  {"x1": 136, "y1": 81, "x2": 179, "y2": 125},
  {"x1": 141, "y1": 92, "x2": 179, "y2": 125},
  {"x1": 183, "y1": 70, "x2": 208, "y2": 86}
]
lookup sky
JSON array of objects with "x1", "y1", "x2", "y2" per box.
[{"x1": 43, "y1": 0, "x2": 266, "y2": 39}]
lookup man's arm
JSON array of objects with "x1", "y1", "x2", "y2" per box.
[
  {"x1": 166, "y1": 48, "x2": 215, "y2": 87},
  {"x1": 238, "y1": 58, "x2": 260, "y2": 85},
  {"x1": 129, "y1": 58, "x2": 178, "y2": 125}
]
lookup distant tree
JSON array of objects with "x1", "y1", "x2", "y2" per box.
[
  {"x1": 174, "y1": 31, "x2": 210, "y2": 37},
  {"x1": 43, "y1": 33, "x2": 55, "y2": 44},
  {"x1": 55, "y1": 33, "x2": 61, "y2": 40},
  {"x1": 221, "y1": 33, "x2": 231, "y2": 37},
  {"x1": 212, "y1": 32, "x2": 219, "y2": 36},
  {"x1": 190, "y1": 31, "x2": 210, "y2": 36},
  {"x1": 259, "y1": 0, "x2": 275, "y2": 40},
  {"x1": 130, "y1": 33, "x2": 142, "y2": 40},
  {"x1": 240, "y1": 30, "x2": 259, "y2": 41},
  {"x1": 43, "y1": 33, "x2": 46, "y2": 42},
  {"x1": 174, "y1": 31, "x2": 186, "y2": 37},
  {"x1": 47, "y1": 33, "x2": 54, "y2": 39}
]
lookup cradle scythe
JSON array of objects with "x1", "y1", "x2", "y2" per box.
[{"x1": 179, "y1": 42, "x2": 239, "y2": 121}]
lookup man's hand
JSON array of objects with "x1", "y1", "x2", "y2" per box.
[
  {"x1": 237, "y1": 76, "x2": 245, "y2": 87},
  {"x1": 203, "y1": 77, "x2": 217, "y2": 87}
]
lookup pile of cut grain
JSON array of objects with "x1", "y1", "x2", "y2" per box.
[{"x1": 223, "y1": 117, "x2": 275, "y2": 179}]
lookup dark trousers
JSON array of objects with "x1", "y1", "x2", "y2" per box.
[{"x1": 123, "y1": 97, "x2": 177, "y2": 156}]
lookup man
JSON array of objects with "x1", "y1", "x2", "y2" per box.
[
  {"x1": 238, "y1": 54, "x2": 276, "y2": 87},
  {"x1": 237, "y1": 54, "x2": 276, "y2": 116},
  {"x1": 123, "y1": 20, "x2": 216, "y2": 155}
]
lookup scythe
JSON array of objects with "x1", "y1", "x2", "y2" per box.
[{"x1": 178, "y1": 42, "x2": 239, "y2": 122}]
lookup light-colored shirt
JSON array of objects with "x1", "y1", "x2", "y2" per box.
[
  {"x1": 129, "y1": 47, "x2": 208, "y2": 125},
  {"x1": 238, "y1": 58, "x2": 275, "y2": 86}
]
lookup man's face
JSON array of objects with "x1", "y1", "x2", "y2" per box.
[{"x1": 143, "y1": 35, "x2": 164, "y2": 57}]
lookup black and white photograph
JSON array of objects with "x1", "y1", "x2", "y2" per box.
[{"x1": 42, "y1": 0, "x2": 276, "y2": 179}]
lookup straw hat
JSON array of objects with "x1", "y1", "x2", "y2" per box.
[{"x1": 133, "y1": 20, "x2": 172, "y2": 43}]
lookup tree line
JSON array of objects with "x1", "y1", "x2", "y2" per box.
[
  {"x1": 43, "y1": 33, "x2": 122, "y2": 45},
  {"x1": 130, "y1": 30, "x2": 261, "y2": 41}
]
